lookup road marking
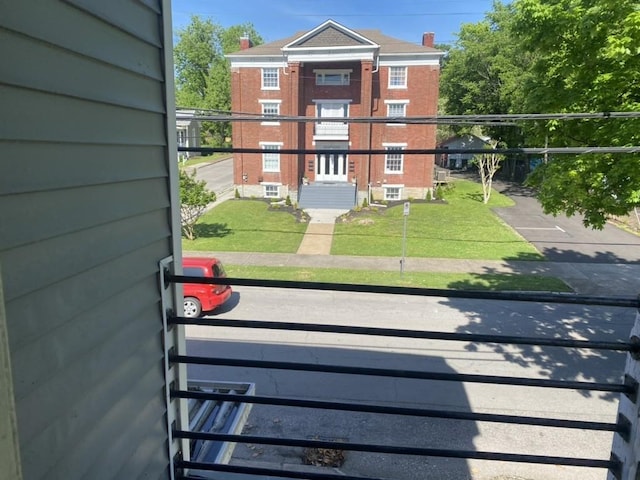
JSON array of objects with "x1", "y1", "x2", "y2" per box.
[{"x1": 515, "y1": 227, "x2": 564, "y2": 231}]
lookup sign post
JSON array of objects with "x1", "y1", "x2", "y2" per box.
[{"x1": 401, "y1": 202, "x2": 410, "y2": 277}]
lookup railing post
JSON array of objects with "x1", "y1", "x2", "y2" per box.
[{"x1": 609, "y1": 304, "x2": 640, "y2": 480}]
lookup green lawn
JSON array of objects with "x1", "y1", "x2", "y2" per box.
[
  {"x1": 183, "y1": 200, "x2": 307, "y2": 252},
  {"x1": 332, "y1": 180, "x2": 543, "y2": 261},
  {"x1": 226, "y1": 265, "x2": 571, "y2": 292}
]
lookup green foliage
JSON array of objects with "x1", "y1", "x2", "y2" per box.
[
  {"x1": 426, "y1": 189, "x2": 433, "y2": 201},
  {"x1": 513, "y1": 0, "x2": 640, "y2": 227},
  {"x1": 285, "y1": 195, "x2": 292, "y2": 206},
  {"x1": 440, "y1": 2, "x2": 530, "y2": 146},
  {"x1": 234, "y1": 188, "x2": 240, "y2": 199},
  {"x1": 362, "y1": 196, "x2": 369, "y2": 208},
  {"x1": 174, "y1": 16, "x2": 263, "y2": 146},
  {"x1": 179, "y1": 169, "x2": 216, "y2": 240},
  {"x1": 441, "y1": 0, "x2": 640, "y2": 227}
]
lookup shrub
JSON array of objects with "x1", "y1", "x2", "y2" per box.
[
  {"x1": 235, "y1": 188, "x2": 240, "y2": 199},
  {"x1": 285, "y1": 195, "x2": 292, "y2": 206}
]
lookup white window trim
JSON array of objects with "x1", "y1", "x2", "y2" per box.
[
  {"x1": 261, "y1": 183, "x2": 281, "y2": 198},
  {"x1": 260, "y1": 141, "x2": 283, "y2": 173},
  {"x1": 388, "y1": 66, "x2": 407, "y2": 89},
  {"x1": 261, "y1": 67, "x2": 280, "y2": 90},
  {"x1": 314, "y1": 69, "x2": 352, "y2": 86},
  {"x1": 259, "y1": 99, "x2": 282, "y2": 125},
  {"x1": 383, "y1": 144, "x2": 405, "y2": 174},
  {"x1": 384, "y1": 100, "x2": 409, "y2": 126},
  {"x1": 383, "y1": 185, "x2": 403, "y2": 201}
]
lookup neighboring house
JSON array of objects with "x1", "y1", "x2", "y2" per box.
[
  {"x1": 226, "y1": 20, "x2": 444, "y2": 207},
  {"x1": 176, "y1": 108, "x2": 201, "y2": 160},
  {"x1": 437, "y1": 134, "x2": 491, "y2": 170},
  {"x1": 0, "y1": 1, "x2": 185, "y2": 478}
]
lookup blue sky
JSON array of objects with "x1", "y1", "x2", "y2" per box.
[{"x1": 171, "y1": 0, "x2": 501, "y2": 46}]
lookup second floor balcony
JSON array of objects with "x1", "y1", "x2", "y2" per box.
[{"x1": 314, "y1": 121, "x2": 349, "y2": 140}]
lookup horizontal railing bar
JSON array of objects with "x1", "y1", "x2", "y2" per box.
[
  {"x1": 177, "y1": 461, "x2": 385, "y2": 480},
  {"x1": 171, "y1": 355, "x2": 633, "y2": 394},
  {"x1": 170, "y1": 317, "x2": 634, "y2": 353},
  {"x1": 177, "y1": 145, "x2": 640, "y2": 155},
  {"x1": 171, "y1": 389, "x2": 622, "y2": 433},
  {"x1": 173, "y1": 430, "x2": 615, "y2": 469},
  {"x1": 166, "y1": 274, "x2": 639, "y2": 309}
]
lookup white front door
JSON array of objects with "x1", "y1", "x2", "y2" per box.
[{"x1": 316, "y1": 142, "x2": 348, "y2": 182}]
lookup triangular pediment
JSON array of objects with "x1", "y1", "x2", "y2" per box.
[{"x1": 284, "y1": 20, "x2": 378, "y2": 50}]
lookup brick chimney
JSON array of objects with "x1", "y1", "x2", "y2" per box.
[
  {"x1": 422, "y1": 32, "x2": 435, "y2": 48},
  {"x1": 239, "y1": 34, "x2": 252, "y2": 50}
]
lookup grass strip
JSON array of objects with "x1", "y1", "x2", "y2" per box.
[{"x1": 226, "y1": 265, "x2": 572, "y2": 292}]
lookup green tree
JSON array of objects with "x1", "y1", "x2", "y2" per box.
[
  {"x1": 440, "y1": 2, "x2": 531, "y2": 148},
  {"x1": 514, "y1": 0, "x2": 640, "y2": 227},
  {"x1": 173, "y1": 16, "x2": 263, "y2": 145},
  {"x1": 474, "y1": 141, "x2": 504, "y2": 204},
  {"x1": 180, "y1": 169, "x2": 216, "y2": 240}
]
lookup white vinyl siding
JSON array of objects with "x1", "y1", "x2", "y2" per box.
[{"x1": 0, "y1": 1, "x2": 174, "y2": 479}]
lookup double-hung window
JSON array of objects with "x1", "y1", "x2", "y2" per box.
[
  {"x1": 264, "y1": 184, "x2": 279, "y2": 198},
  {"x1": 384, "y1": 186, "x2": 402, "y2": 201},
  {"x1": 388, "y1": 66, "x2": 407, "y2": 88},
  {"x1": 384, "y1": 145, "x2": 405, "y2": 174},
  {"x1": 385, "y1": 100, "x2": 409, "y2": 125},
  {"x1": 261, "y1": 143, "x2": 281, "y2": 172},
  {"x1": 260, "y1": 100, "x2": 281, "y2": 125},
  {"x1": 262, "y1": 68, "x2": 279, "y2": 89}
]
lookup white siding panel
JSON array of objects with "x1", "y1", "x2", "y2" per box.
[
  {"x1": 18, "y1": 322, "x2": 165, "y2": 480},
  {"x1": 0, "y1": 29, "x2": 165, "y2": 112},
  {"x1": 0, "y1": 179, "x2": 169, "y2": 255},
  {"x1": 2, "y1": 210, "x2": 169, "y2": 318},
  {"x1": 14, "y1": 278, "x2": 162, "y2": 445},
  {"x1": 0, "y1": 85, "x2": 167, "y2": 145},
  {"x1": 6, "y1": 242, "x2": 168, "y2": 356},
  {"x1": 0, "y1": 1, "x2": 163, "y2": 80},
  {"x1": 66, "y1": 0, "x2": 163, "y2": 47},
  {"x1": 0, "y1": 143, "x2": 167, "y2": 196},
  {"x1": 1, "y1": 0, "x2": 177, "y2": 478}
]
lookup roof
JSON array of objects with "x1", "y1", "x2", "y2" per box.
[{"x1": 227, "y1": 19, "x2": 442, "y2": 58}]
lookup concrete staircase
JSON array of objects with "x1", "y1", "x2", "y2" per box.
[{"x1": 298, "y1": 182, "x2": 357, "y2": 209}]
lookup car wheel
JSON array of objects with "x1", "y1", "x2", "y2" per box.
[{"x1": 183, "y1": 297, "x2": 202, "y2": 318}]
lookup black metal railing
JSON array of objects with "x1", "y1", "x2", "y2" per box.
[{"x1": 166, "y1": 273, "x2": 639, "y2": 480}]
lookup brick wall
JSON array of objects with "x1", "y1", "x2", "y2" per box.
[{"x1": 231, "y1": 59, "x2": 440, "y2": 201}]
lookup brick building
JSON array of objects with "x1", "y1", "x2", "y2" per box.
[{"x1": 227, "y1": 20, "x2": 444, "y2": 208}]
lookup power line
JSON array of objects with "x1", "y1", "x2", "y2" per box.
[
  {"x1": 178, "y1": 146, "x2": 640, "y2": 155},
  {"x1": 175, "y1": 110, "x2": 640, "y2": 125}
]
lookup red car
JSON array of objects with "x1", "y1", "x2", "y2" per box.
[{"x1": 182, "y1": 257, "x2": 233, "y2": 317}]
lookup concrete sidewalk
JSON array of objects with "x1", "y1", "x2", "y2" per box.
[{"x1": 195, "y1": 251, "x2": 640, "y2": 297}]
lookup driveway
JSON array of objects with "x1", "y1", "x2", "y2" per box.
[{"x1": 492, "y1": 181, "x2": 640, "y2": 264}]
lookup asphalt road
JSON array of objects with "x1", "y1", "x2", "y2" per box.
[
  {"x1": 194, "y1": 157, "x2": 234, "y2": 199},
  {"x1": 186, "y1": 286, "x2": 634, "y2": 480},
  {"x1": 492, "y1": 181, "x2": 640, "y2": 264}
]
